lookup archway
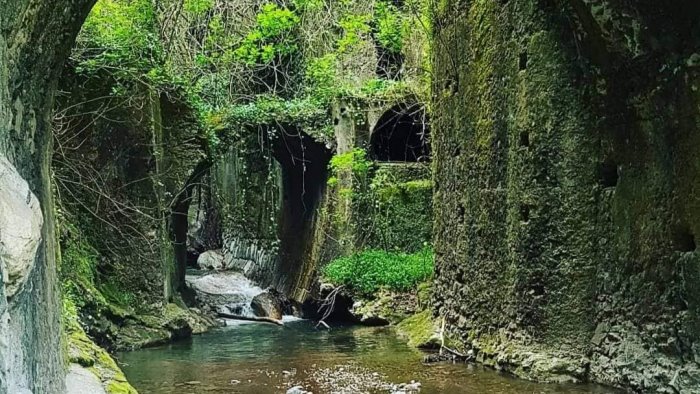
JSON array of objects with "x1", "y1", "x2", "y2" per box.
[{"x1": 370, "y1": 103, "x2": 430, "y2": 162}]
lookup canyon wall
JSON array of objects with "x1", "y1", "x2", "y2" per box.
[
  {"x1": 0, "y1": 0, "x2": 95, "y2": 391},
  {"x1": 431, "y1": 1, "x2": 700, "y2": 392}
]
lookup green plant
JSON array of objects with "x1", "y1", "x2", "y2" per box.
[
  {"x1": 338, "y1": 14, "x2": 372, "y2": 53},
  {"x1": 374, "y1": 1, "x2": 405, "y2": 53},
  {"x1": 234, "y1": 3, "x2": 301, "y2": 65},
  {"x1": 322, "y1": 247, "x2": 434, "y2": 295}
]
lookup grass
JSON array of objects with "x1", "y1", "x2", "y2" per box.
[{"x1": 322, "y1": 247, "x2": 433, "y2": 295}]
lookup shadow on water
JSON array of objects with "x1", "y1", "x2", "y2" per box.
[{"x1": 118, "y1": 320, "x2": 620, "y2": 393}]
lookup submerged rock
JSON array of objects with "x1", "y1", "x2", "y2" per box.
[
  {"x1": 251, "y1": 290, "x2": 284, "y2": 320},
  {"x1": 197, "y1": 250, "x2": 224, "y2": 270}
]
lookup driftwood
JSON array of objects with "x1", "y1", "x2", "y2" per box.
[{"x1": 217, "y1": 312, "x2": 284, "y2": 326}]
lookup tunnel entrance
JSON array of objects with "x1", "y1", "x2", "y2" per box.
[{"x1": 370, "y1": 103, "x2": 430, "y2": 162}]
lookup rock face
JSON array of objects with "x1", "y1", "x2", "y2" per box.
[
  {"x1": 0, "y1": 156, "x2": 43, "y2": 298},
  {"x1": 65, "y1": 364, "x2": 107, "y2": 394},
  {"x1": 251, "y1": 290, "x2": 284, "y2": 320},
  {"x1": 0, "y1": 1, "x2": 96, "y2": 392},
  {"x1": 431, "y1": 1, "x2": 700, "y2": 392},
  {"x1": 197, "y1": 250, "x2": 224, "y2": 270}
]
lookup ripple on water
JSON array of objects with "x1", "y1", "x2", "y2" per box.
[{"x1": 118, "y1": 320, "x2": 621, "y2": 394}]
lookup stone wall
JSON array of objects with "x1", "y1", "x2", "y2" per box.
[
  {"x1": 213, "y1": 142, "x2": 283, "y2": 286},
  {"x1": 291, "y1": 101, "x2": 433, "y2": 302},
  {"x1": 431, "y1": 1, "x2": 700, "y2": 392}
]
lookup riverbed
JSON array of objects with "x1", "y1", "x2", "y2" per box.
[{"x1": 118, "y1": 319, "x2": 619, "y2": 393}]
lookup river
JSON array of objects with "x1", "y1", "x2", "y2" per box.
[{"x1": 118, "y1": 319, "x2": 619, "y2": 393}]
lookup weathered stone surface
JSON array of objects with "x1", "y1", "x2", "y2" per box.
[
  {"x1": 431, "y1": 1, "x2": 700, "y2": 392},
  {"x1": 197, "y1": 250, "x2": 224, "y2": 271},
  {"x1": 0, "y1": 0, "x2": 96, "y2": 392},
  {"x1": 65, "y1": 364, "x2": 107, "y2": 394},
  {"x1": 0, "y1": 156, "x2": 43, "y2": 298},
  {"x1": 251, "y1": 290, "x2": 284, "y2": 320}
]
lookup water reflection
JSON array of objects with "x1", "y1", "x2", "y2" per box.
[{"x1": 118, "y1": 320, "x2": 619, "y2": 393}]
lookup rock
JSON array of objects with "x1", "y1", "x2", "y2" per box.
[
  {"x1": 251, "y1": 290, "x2": 284, "y2": 320},
  {"x1": 396, "y1": 310, "x2": 441, "y2": 349},
  {"x1": 65, "y1": 364, "x2": 107, "y2": 394},
  {"x1": 0, "y1": 155, "x2": 43, "y2": 298},
  {"x1": 286, "y1": 385, "x2": 310, "y2": 394},
  {"x1": 197, "y1": 250, "x2": 224, "y2": 270},
  {"x1": 186, "y1": 271, "x2": 263, "y2": 312}
]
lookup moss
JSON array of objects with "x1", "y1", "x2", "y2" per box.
[
  {"x1": 107, "y1": 381, "x2": 138, "y2": 394},
  {"x1": 64, "y1": 302, "x2": 138, "y2": 393},
  {"x1": 397, "y1": 310, "x2": 439, "y2": 349}
]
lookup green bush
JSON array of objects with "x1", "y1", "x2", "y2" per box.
[{"x1": 322, "y1": 248, "x2": 433, "y2": 295}]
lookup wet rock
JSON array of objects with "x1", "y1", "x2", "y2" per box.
[
  {"x1": 286, "y1": 386, "x2": 310, "y2": 394},
  {"x1": 251, "y1": 290, "x2": 284, "y2": 320},
  {"x1": 0, "y1": 155, "x2": 43, "y2": 298},
  {"x1": 350, "y1": 290, "x2": 419, "y2": 326},
  {"x1": 186, "y1": 271, "x2": 263, "y2": 311},
  {"x1": 197, "y1": 250, "x2": 224, "y2": 270},
  {"x1": 396, "y1": 310, "x2": 441, "y2": 349}
]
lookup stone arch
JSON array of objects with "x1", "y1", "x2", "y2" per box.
[{"x1": 369, "y1": 102, "x2": 430, "y2": 162}]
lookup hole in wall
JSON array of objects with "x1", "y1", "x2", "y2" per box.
[
  {"x1": 370, "y1": 103, "x2": 431, "y2": 162},
  {"x1": 520, "y1": 204, "x2": 531, "y2": 223},
  {"x1": 333, "y1": 118, "x2": 340, "y2": 126},
  {"x1": 452, "y1": 146, "x2": 461, "y2": 157},
  {"x1": 457, "y1": 204, "x2": 465, "y2": 224},
  {"x1": 444, "y1": 77, "x2": 458, "y2": 95},
  {"x1": 530, "y1": 284, "x2": 545, "y2": 296},
  {"x1": 519, "y1": 52, "x2": 528, "y2": 71},
  {"x1": 673, "y1": 226, "x2": 696, "y2": 252},
  {"x1": 519, "y1": 131, "x2": 530, "y2": 148},
  {"x1": 598, "y1": 158, "x2": 619, "y2": 188},
  {"x1": 340, "y1": 107, "x2": 347, "y2": 114}
]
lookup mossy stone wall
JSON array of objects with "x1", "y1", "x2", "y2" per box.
[{"x1": 432, "y1": 1, "x2": 700, "y2": 391}]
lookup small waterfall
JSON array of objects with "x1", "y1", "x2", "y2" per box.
[{"x1": 185, "y1": 271, "x2": 265, "y2": 318}]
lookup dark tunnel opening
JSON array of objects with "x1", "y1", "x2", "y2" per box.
[{"x1": 370, "y1": 103, "x2": 430, "y2": 162}]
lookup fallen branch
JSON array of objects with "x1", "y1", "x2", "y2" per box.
[{"x1": 217, "y1": 312, "x2": 284, "y2": 326}]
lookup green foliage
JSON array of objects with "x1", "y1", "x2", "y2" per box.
[
  {"x1": 184, "y1": 0, "x2": 214, "y2": 15},
  {"x1": 323, "y1": 248, "x2": 434, "y2": 295},
  {"x1": 327, "y1": 148, "x2": 372, "y2": 188},
  {"x1": 304, "y1": 54, "x2": 338, "y2": 104},
  {"x1": 374, "y1": 1, "x2": 405, "y2": 53},
  {"x1": 75, "y1": 0, "x2": 161, "y2": 80},
  {"x1": 338, "y1": 14, "x2": 372, "y2": 53},
  {"x1": 292, "y1": 0, "x2": 324, "y2": 11},
  {"x1": 234, "y1": 3, "x2": 301, "y2": 65},
  {"x1": 220, "y1": 94, "x2": 332, "y2": 139}
]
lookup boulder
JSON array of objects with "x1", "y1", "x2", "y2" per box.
[
  {"x1": 0, "y1": 156, "x2": 43, "y2": 298},
  {"x1": 251, "y1": 290, "x2": 284, "y2": 320},
  {"x1": 186, "y1": 272, "x2": 260, "y2": 307},
  {"x1": 197, "y1": 250, "x2": 224, "y2": 270}
]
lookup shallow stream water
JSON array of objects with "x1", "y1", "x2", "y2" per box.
[{"x1": 119, "y1": 320, "x2": 619, "y2": 394}]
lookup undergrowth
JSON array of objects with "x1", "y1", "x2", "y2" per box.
[{"x1": 322, "y1": 247, "x2": 433, "y2": 295}]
